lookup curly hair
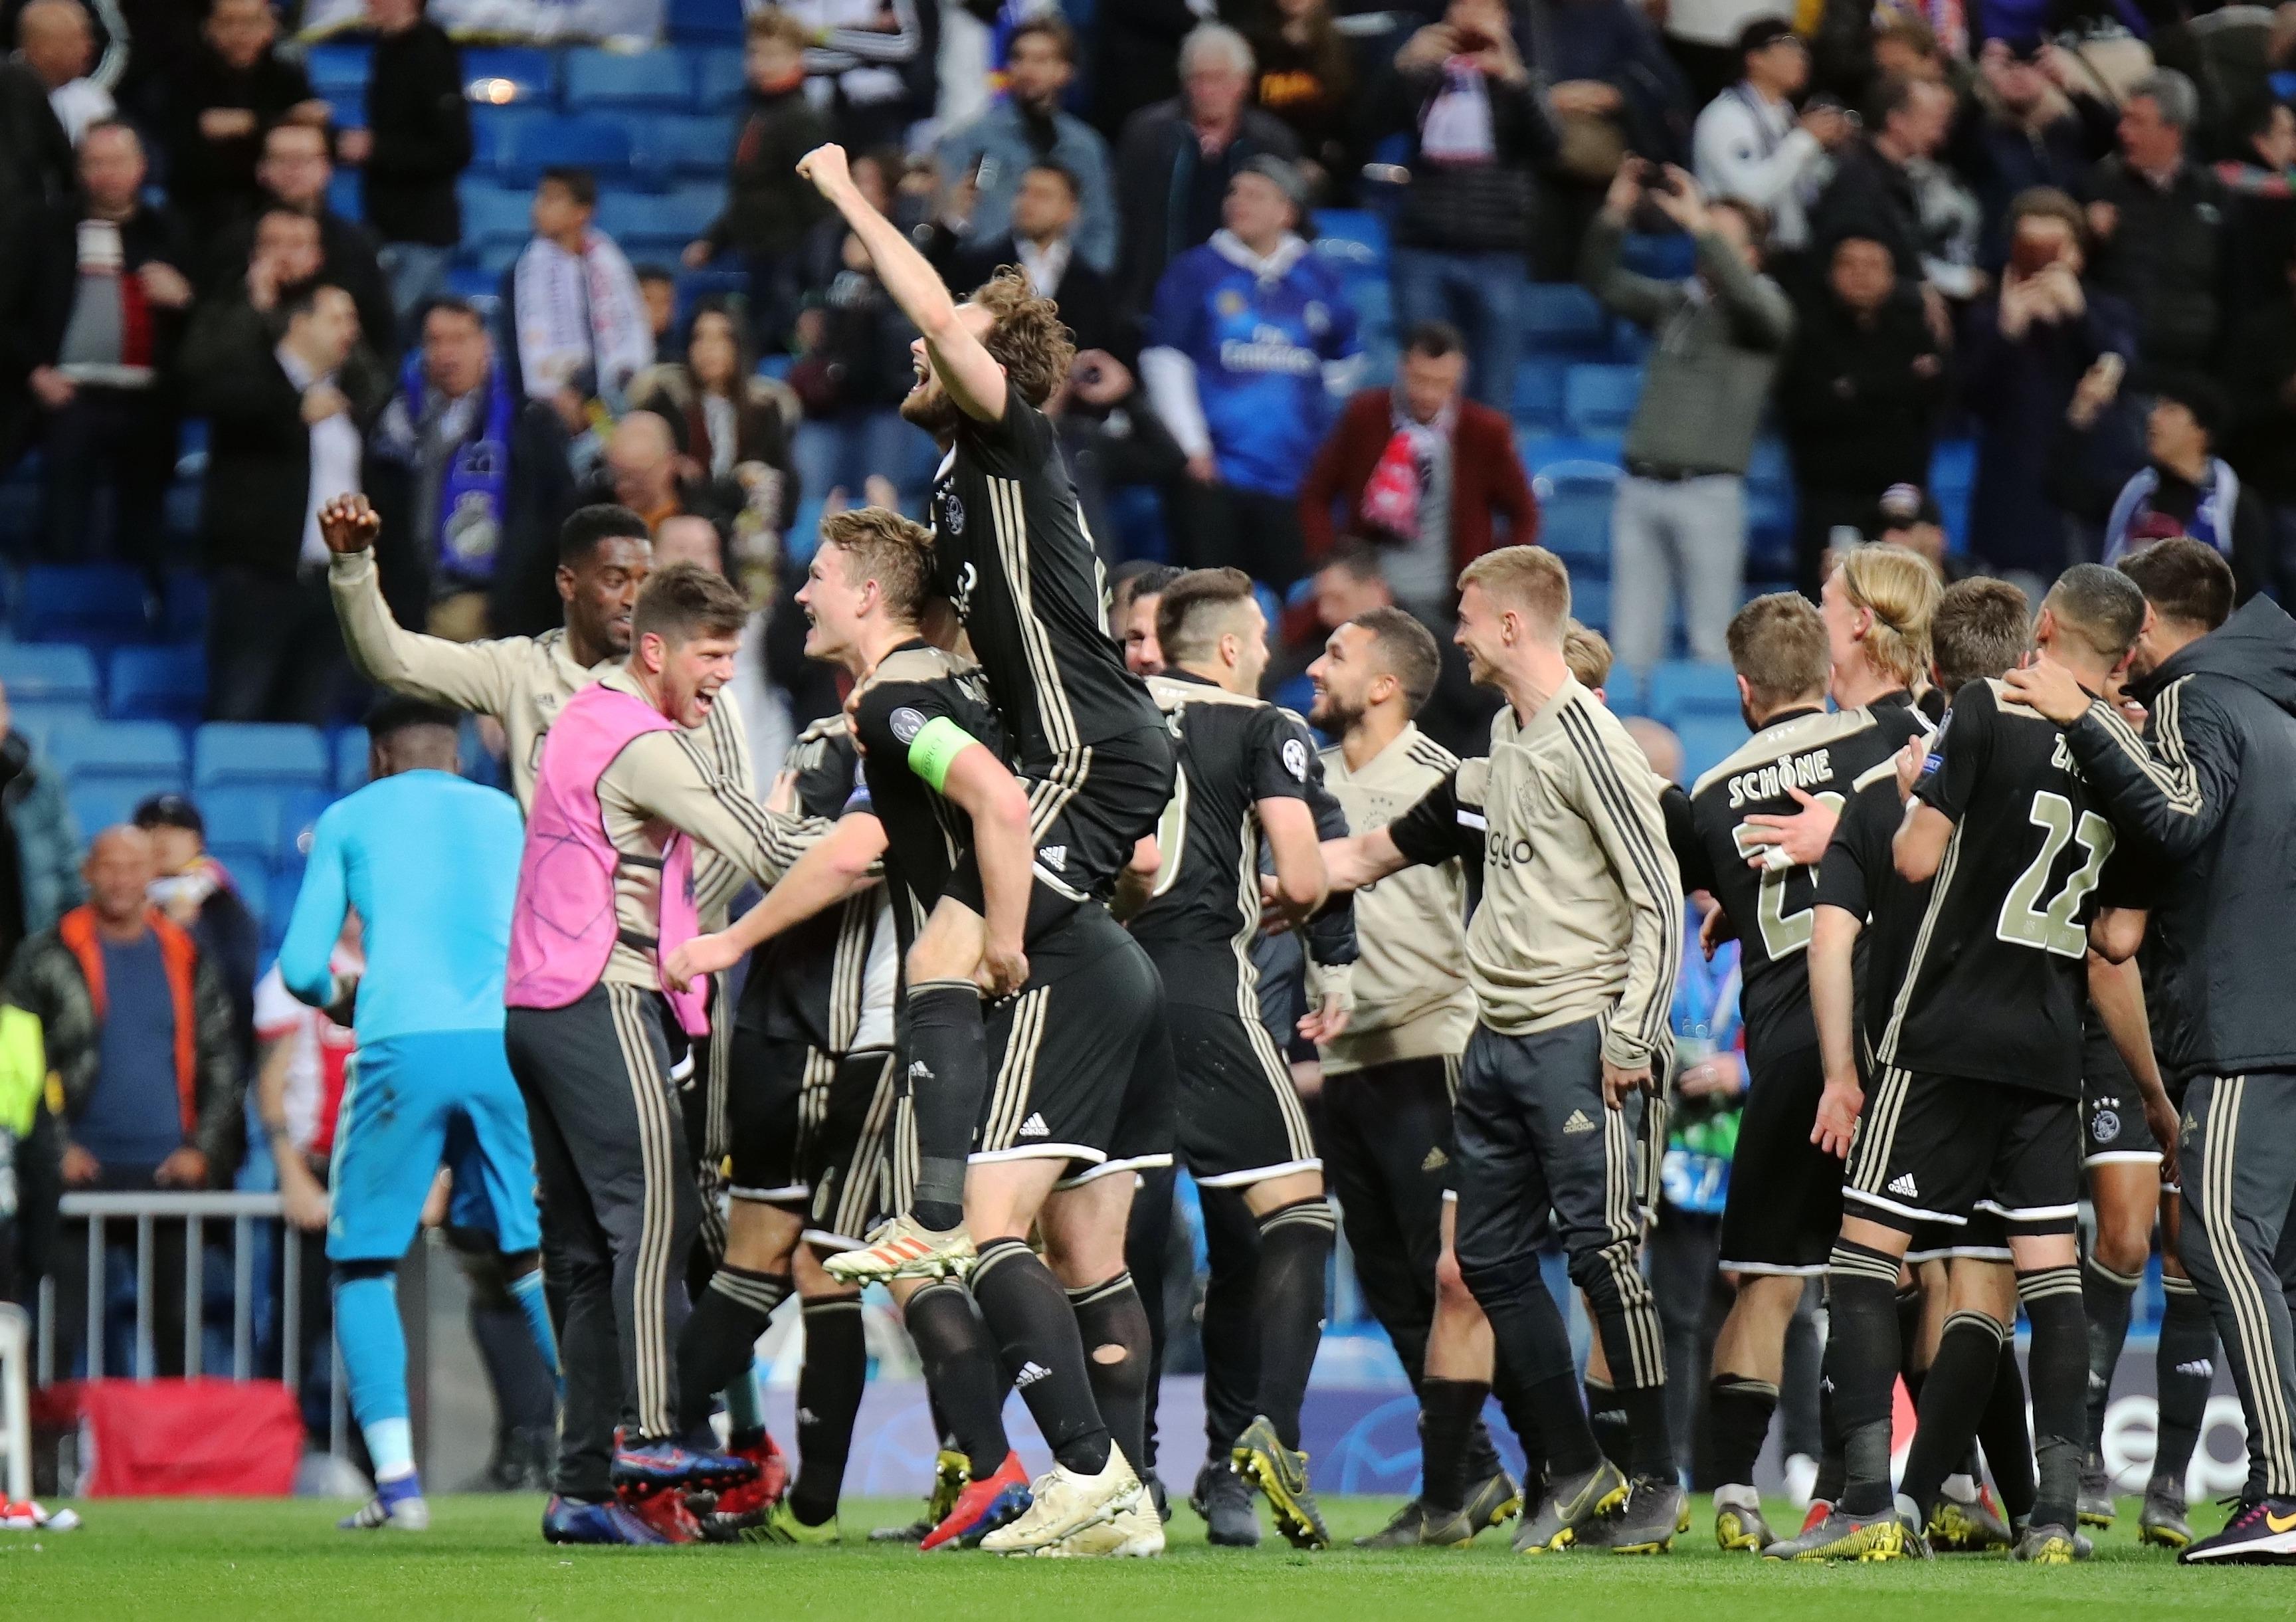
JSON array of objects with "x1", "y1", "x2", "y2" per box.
[{"x1": 970, "y1": 266, "x2": 1078, "y2": 407}]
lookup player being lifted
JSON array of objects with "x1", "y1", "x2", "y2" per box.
[
  {"x1": 795, "y1": 144, "x2": 1174, "y2": 1282},
  {"x1": 1790, "y1": 564, "x2": 2156, "y2": 1564},
  {"x1": 1675, "y1": 565, "x2": 1937, "y2": 1551}
]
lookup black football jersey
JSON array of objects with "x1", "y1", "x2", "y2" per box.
[
  {"x1": 1128, "y1": 672, "x2": 1317, "y2": 1010},
  {"x1": 928, "y1": 393, "x2": 1161, "y2": 773},
  {"x1": 1814, "y1": 763, "x2": 1928, "y2": 1058},
  {"x1": 737, "y1": 715, "x2": 882, "y2": 1055},
  {"x1": 1875, "y1": 678, "x2": 2121, "y2": 1096},
  {"x1": 1682, "y1": 702, "x2": 1929, "y2": 1068}
]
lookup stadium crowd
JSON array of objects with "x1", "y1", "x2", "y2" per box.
[{"x1": 0, "y1": 0, "x2": 2291, "y2": 1570}]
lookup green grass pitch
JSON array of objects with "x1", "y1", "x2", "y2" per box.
[{"x1": 1, "y1": 1494, "x2": 2287, "y2": 1621}]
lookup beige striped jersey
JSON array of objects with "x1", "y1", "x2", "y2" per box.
[
  {"x1": 330, "y1": 546, "x2": 757, "y2": 921},
  {"x1": 1316, "y1": 724, "x2": 1474, "y2": 1074}
]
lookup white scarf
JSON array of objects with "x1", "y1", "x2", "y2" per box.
[{"x1": 513, "y1": 230, "x2": 652, "y2": 409}]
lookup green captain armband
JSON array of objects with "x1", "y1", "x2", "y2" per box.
[{"x1": 907, "y1": 716, "x2": 977, "y2": 790}]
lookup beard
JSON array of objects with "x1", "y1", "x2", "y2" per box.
[
  {"x1": 900, "y1": 379, "x2": 961, "y2": 441},
  {"x1": 1309, "y1": 694, "x2": 1361, "y2": 734}
]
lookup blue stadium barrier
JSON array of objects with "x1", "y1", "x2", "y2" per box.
[
  {"x1": 236, "y1": 864, "x2": 272, "y2": 939},
  {"x1": 47, "y1": 722, "x2": 187, "y2": 790},
  {"x1": 500, "y1": 115, "x2": 635, "y2": 185},
  {"x1": 1677, "y1": 714, "x2": 1749, "y2": 786},
  {"x1": 193, "y1": 724, "x2": 330, "y2": 791},
  {"x1": 0, "y1": 642, "x2": 98, "y2": 704},
  {"x1": 1561, "y1": 363, "x2": 1643, "y2": 439},
  {"x1": 564, "y1": 47, "x2": 690, "y2": 110},
  {"x1": 463, "y1": 47, "x2": 555, "y2": 104},
  {"x1": 17, "y1": 565, "x2": 149, "y2": 644},
  {"x1": 597, "y1": 183, "x2": 719, "y2": 245},
  {"x1": 109, "y1": 645, "x2": 207, "y2": 726},
  {"x1": 690, "y1": 47, "x2": 748, "y2": 110},
  {"x1": 1647, "y1": 660, "x2": 1741, "y2": 727}
]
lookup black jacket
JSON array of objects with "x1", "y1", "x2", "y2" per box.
[
  {"x1": 363, "y1": 21, "x2": 472, "y2": 249},
  {"x1": 165, "y1": 45, "x2": 316, "y2": 237},
  {"x1": 1777, "y1": 286, "x2": 1945, "y2": 497},
  {"x1": 1808, "y1": 139, "x2": 1928, "y2": 280},
  {"x1": 2224, "y1": 296, "x2": 2296, "y2": 502},
  {"x1": 203, "y1": 209, "x2": 400, "y2": 366},
  {"x1": 1113, "y1": 100, "x2": 1301, "y2": 318},
  {"x1": 0, "y1": 201, "x2": 194, "y2": 391},
  {"x1": 2083, "y1": 156, "x2": 2228, "y2": 377},
  {"x1": 703, "y1": 84, "x2": 834, "y2": 258},
  {"x1": 0, "y1": 59, "x2": 71, "y2": 224},
  {"x1": 2067, "y1": 595, "x2": 2296, "y2": 1080},
  {"x1": 1379, "y1": 62, "x2": 1556, "y2": 256},
  {"x1": 955, "y1": 235, "x2": 1121, "y2": 359}
]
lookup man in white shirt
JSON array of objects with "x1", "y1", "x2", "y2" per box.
[{"x1": 1691, "y1": 19, "x2": 1848, "y2": 256}]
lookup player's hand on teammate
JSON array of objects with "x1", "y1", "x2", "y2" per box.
[
  {"x1": 797, "y1": 143, "x2": 854, "y2": 200},
  {"x1": 664, "y1": 931, "x2": 745, "y2": 991},
  {"x1": 1891, "y1": 735, "x2": 1928, "y2": 801},
  {"x1": 1600, "y1": 1057, "x2": 1653, "y2": 1108},
  {"x1": 1697, "y1": 896, "x2": 1736, "y2": 960},
  {"x1": 2145, "y1": 1089, "x2": 2182, "y2": 1185},
  {"x1": 1298, "y1": 991, "x2": 1351, "y2": 1044},
  {"x1": 1740, "y1": 784, "x2": 1839, "y2": 868},
  {"x1": 2002, "y1": 657, "x2": 2095, "y2": 726},
  {"x1": 319, "y1": 492, "x2": 381, "y2": 555},
  {"x1": 1811, "y1": 1074, "x2": 1863, "y2": 1158},
  {"x1": 981, "y1": 934, "x2": 1029, "y2": 998},
  {"x1": 1258, "y1": 872, "x2": 1295, "y2": 935},
  {"x1": 1677, "y1": 1051, "x2": 1744, "y2": 1100}
]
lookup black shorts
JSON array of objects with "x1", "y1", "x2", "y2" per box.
[
  {"x1": 2081, "y1": 1019, "x2": 2160, "y2": 1167},
  {"x1": 805, "y1": 1050, "x2": 910, "y2": 1249},
  {"x1": 1169, "y1": 997, "x2": 1321, "y2": 1188},
  {"x1": 951, "y1": 724, "x2": 1175, "y2": 908},
  {"x1": 1906, "y1": 1207, "x2": 2012, "y2": 1264},
  {"x1": 971, "y1": 931, "x2": 1168, "y2": 1183},
  {"x1": 725, "y1": 1029, "x2": 822, "y2": 1205},
  {"x1": 1843, "y1": 1066, "x2": 2079, "y2": 1237},
  {"x1": 1717, "y1": 1042, "x2": 1840, "y2": 1277},
  {"x1": 727, "y1": 1035, "x2": 911, "y2": 1243}
]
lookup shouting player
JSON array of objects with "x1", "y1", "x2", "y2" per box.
[{"x1": 796, "y1": 144, "x2": 1174, "y2": 1282}]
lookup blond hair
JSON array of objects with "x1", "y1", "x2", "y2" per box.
[
  {"x1": 819, "y1": 506, "x2": 937, "y2": 624},
  {"x1": 1838, "y1": 544, "x2": 1940, "y2": 688},
  {"x1": 1458, "y1": 546, "x2": 1571, "y2": 642},
  {"x1": 1563, "y1": 620, "x2": 1613, "y2": 691}
]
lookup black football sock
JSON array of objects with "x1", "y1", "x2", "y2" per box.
[
  {"x1": 1827, "y1": 1241, "x2": 1905, "y2": 1517},
  {"x1": 1899, "y1": 1310, "x2": 2003, "y2": 1516},
  {"x1": 1979, "y1": 1334, "x2": 2035, "y2": 1524},
  {"x1": 1813, "y1": 1343, "x2": 1846, "y2": 1504},
  {"x1": 905, "y1": 1278, "x2": 1012, "y2": 1477},
  {"x1": 1460, "y1": 1242, "x2": 1598, "y2": 1480},
  {"x1": 1068, "y1": 1272, "x2": 1152, "y2": 1475},
  {"x1": 969, "y1": 1238, "x2": 1111, "y2": 1474},
  {"x1": 676, "y1": 1266, "x2": 791, "y2": 1434},
  {"x1": 789, "y1": 1296, "x2": 866, "y2": 1526},
  {"x1": 1706, "y1": 1375, "x2": 1779, "y2": 1491},
  {"x1": 2018, "y1": 1266, "x2": 2088, "y2": 1530},
  {"x1": 1488, "y1": 1351, "x2": 1545, "y2": 1490},
  {"x1": 905, "y1": 981, "x2": 985, "y2": 1233},
  {"x1": 1420, "y1": 1377, "x2": 1488, "y2": 1512},
  {"x1": 1897, "y1": 1279, "x2": 1929, "y2": 1409},
  {"x1": 2083, "y1": 1256, "x2": 2141, "y2": 1452},
  {"x1": 1254, "y1": 1199, "x2": 1337, "y2": 1451},
  {"x1": 2154, "y1": 1274, "x2": 2216, "y2": 1492},
  {"x1": 1461, "y1": 1417, "x2": 1506, "y2": 1490},
  {"x1": 1584, "y1": 1377, "x2": 1632, "y2": 1474}
]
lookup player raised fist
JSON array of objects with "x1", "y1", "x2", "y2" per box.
[
  {"x1": 319, "y1": 492, "x2": 382, "y2": 556},
  {"x1": 797, "y1": 144, "x2": 852, "y2": 199}
]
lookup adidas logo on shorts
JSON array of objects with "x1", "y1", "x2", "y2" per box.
[
  {"x1": 1038, "y1": 845, "x2": 1068, "y2": 870},
  {"x1": 1017, "y1": 1112, "x2": 1051, "y2": 1138},
  {"x1": 1888, "y1": 1173, "x2": 1920, "y2": 1199},
  {"x1": 1563, "y1": 1110, "x2": 1596, "y2": 1135},
  {"x1": 1015, "y1": 1360, "x2": 1052, "y2": 1387},
  {"x1": 1420, "y1": 1146, "x2": 1449, "y2": 1172}
]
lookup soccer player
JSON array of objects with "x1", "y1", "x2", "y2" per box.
[
  {"x1": 797, "y1": 144, "x2": 1175, "y2": 1284},
  {"x1": 275, "y1": 698, "x2": 554, "y2": 1534},
  {"x1": 1674, "y1": 585, "x2": 1935, "y2": 1552},
  {"x1": 1306, "y1": 605, "x2": 1528, "y2": 1548},
  {"x1": 503, "y1": 564, "x2": 815, "y2": 1544},
  {"x1": 1792, "y1": 563, "x2": 2150, "y2": 1564},
  {"x1": 1125, "y1": 569, "x2": 1339, "y2": 1548},
  {"x1": 1322, "y1": 546, "x2": 1685, "y2": 1554}
]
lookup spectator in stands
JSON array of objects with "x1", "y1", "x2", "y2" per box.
[
  {"x1": 15, "y1": 0, "x2": 105, "y2": 144},
  {"x1": 1961, "y1": 187, "x2": 2138, "y2": 594},
  {"x1": 134, "y1": 793, "x2": 258, "y2": 1071},
  {"x1": 1864, "y1": 481, "x2": 1961, "y2": 581},
  {"x1": 1951, "y1": 39, "x2": 2116, "y2": 270},
  {"x1": 177, "y1": 205, "x2": 325, "y2": 382},
  {"x1": 936, "y1": 19, "x2": 1115, "y2": 276},
  {"x1": 165, "y1": 0, "x2": 328, "y2": 241},
  {"x1": 948, "y1": 161, "x2": 1118, "y2": 358},
  {"x1": 1664, "y1": 0, "x2": 1793, "y2": 109},
  {"x1": 1691, "y1": 19, "x2": 1852, "y2": 260},
  {"x1": 1525, "y1": 0, "x2": 1693, "y2": 276},
  {"x1": 2226, "y1": 238, "x2": 2296, "y2": 584},
  {"x1": 0, "y1": 4, "x2": 71, "y2": 229},
  {"x1": 365, "y1": 296, "x2": 578, "y2": 643},
  {"x1": 1381, "y1": 0, "x2": 1555, "y2": 409},
  {"x1": 1778, "y1": 233, "x2": 1947, "y2": 593},
  {"x1": 341, "y1": 0, "x2": 472, "y2": 330},
  {"x1": 203, "y1": 121, "x2": 398, "y2": 368},
  {"x1": 684, "y1": 7, "x2": 830, "y2": 354},
  {"x1": 581, "y1": 409, "x2": 743, "y2": 542},
  {"x1": 786, "y1": 206, "x2": 922, "y2": 508},
  {"x1": 1585, "y1": 163, "x2": 1793, "y2": 672},
  {"x1": 1808, "y1": 73, "x2": 1956, "y2": 289},
  {"x1": 634, "y1": 264, "x2": 678, "y2": 364},
  {"x1": 9, "y1": 120, "x2": 193, "y2": 572},
  {"x1": 1297, "y1": 320, "x2": 1538, "y2": 621},
  {"x1": 1054, "y1": 346, "x2": 1187, "y2": 563},
  {"x1": 2083, "y1": 69, "x2": 2228, "y2": 381},
  {"x1": 190, "y1": 278, "x2": 388, "y2": 724},
  {"x1": 0, "y1": 680, "x2": 82, "y2": 975},
  {"x1": 2101, "y1": 376, "x2": 2275, "y2": 599},
  {"x1": 1244, "y1": 0, "x2": 1355, "y2": 199},
  {"x1": 2218, "y1": 97, "x2": 2296, "y2": 199},
  {"x1": 11, "y1": 825, "x2": 240, "y2": 1376},
  {"x1": 628, "y1": 298, "x2": 800, "y2": 577},
  {"x1": 505, "y1": 166, "x2": 652, "y2": 427},
  {"x1": 779, "y1": 0, "x2": 922, "y2": 150},
  {"x1": 1141, "y1": 155, "x2": 1361, "y2": 588},
  {"x1": 1090, "y1": 0, "x2": 1202, "y2": 143},
  {"x1": 1115, "y1": 23, "x2": 1301, "y2": 322}
]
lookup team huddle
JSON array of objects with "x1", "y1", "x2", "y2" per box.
[{"x1": 275, "y1": 141, "x2": 2296, "y2": 1567}]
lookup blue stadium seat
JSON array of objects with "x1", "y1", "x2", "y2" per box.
[
  {"x1": 1309, "y1": 211, "x2": 1389, "y2": 284},
  {"x1": 69, "y1": 783, "x2": 147, "y2": 839},
  {"x1": 17, "y1": 565, "x2": 149, "y2": 643},
  {"x1": 597, "y1": 184, "x2": 719, "y2": 244},
  {"x1": 193, "y1": 724, "x2": 329, "y2": 791},
  {"x1": 501, "y1": 116, "x2": 635, "y2": 185},
  {"x1": 47, "y1": 722, "x2": 187, "y2": 791},
  {"x1": 108, "y1": 645, "x2": 207, "y2": 725},
  {"x1": 1648, "y1": 660, "x2": 1741, "y2": 727},
  {"x1": 447, "y1": 263, "x2": 503, "y2": 299},
  {"x1": 305, "y1": 42, "x2": 372, "y2": 97},
  {"x1": 1603, "y1": 662, "x2": 1642, "y2": 717},
  {"x1": 463, "y1": 47, "x2": 555, "y2": 104},
  {"x1": 1512, "y1": 357, "x2": 1568, "y2": 431},
  {"x1": 280, "y1": 789, "x2": 335, "y2": 864},
  {"x1": 335, "y1": 730, "x2": 370, "y2": 795},
  {"x1": 460, "y1": 179, "x2": 533, "y2": 245},
  {"x1": 1571, "y1": 577, "x2": 1612, "y2": 634},
  {"x1": 328, "y1": 170, "x2": 363, "y2": 223},
  {"x1": 634, "y1": 114, "x2": 736, "y2": 181},
  {"x1": 1517, "y1": 433, "x2": 1624, "y2": 476},
  {"x1": 565, "y1": 47, "x2": 690, "y2": 110},
  {"x1": 1563, "y1": 364, "x2": 1643, "y2": 438},
  {"x1": 667, "y1": 0, "x2": 746, "y2": 43},
  {"x1": 163, "y1": 571, "x2": 208, "y2": 641},
  {"x1": 0, "y1": 643, "x2": 98, "y2": 704},
  {"x1": 1520, "y1": 284, "x2": 1608, "y2": 357},
  {"x1": 470, "y1": 104, "x2": 549, "y2": 170},
  {"x1": 1676, "y1": 714, "x2": 1749, "y2": 787},
  {"x1": 691, "y1": 47, "x2": 748, "y2": 110},
  {"x1": 11, "y1": 702, "x2": 96, "y2": 752},
  {"x1": 237, "y1": 865, "x2": 272, "y2": 938},
  {"x1": 324, "y1": 92, "x2": 367, "y2": 130},
  {"x1": 201, "y1": 786, "x2": 284, "y2": 869},
  {"x1": 1533, "y1": 460, "x2": 1618, "y2": 575}
]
